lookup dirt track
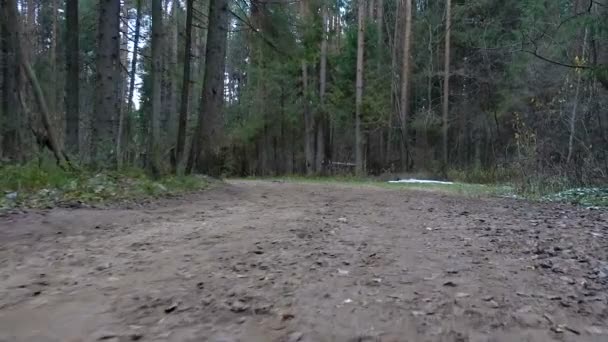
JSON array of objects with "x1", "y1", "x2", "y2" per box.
[{"x1": 0, "y1": 180, "x2": 607, "y2": 342}]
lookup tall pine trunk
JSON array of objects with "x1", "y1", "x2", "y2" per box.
[
  {"x1": 442, "y1": 0, "x2": 451, "y2": 167},
  {"x1": 567, "y1": 28, "x2": 589, "y2": 164},
  {"x1": 316, "y1": 4, "x2": 329, "y2": 174},
  {"x1": 399, "y1": 0, "x2": 413, "y2": 171},
  {"x1": 94, "y1": 0, "x2": 121, "y2": 165},
  {"x1": 119, "y1": 0, "x2": 142, "y2": 168},
  {"x1": 65, "y1": 0, "x2": 79, "y2": 156},
  {"x1": 188, "y1": 0, "x2": 229, "y2": 175},
  {"x1": 355, "y1": 0, "x2": 366, "y2": 176},
  {"x1": 176, "y1": 0, "x2": 194, "y2": 173},
  {"x1": 48, "y1": 0, "x2": 58, "y2": 122},
  {"x1": 300, "y1": 0, "x2": 315, "y2": 175},
  {"x1": 1, "y1": 0, "x2": 21, "y2": 161},
  {"x1": 149, "y1": 0, "x2": 163, "y2": 177}
]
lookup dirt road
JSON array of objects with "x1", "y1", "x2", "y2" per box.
[{"x1": 0, "y1": 180, "x2": 607, "y2": 342}]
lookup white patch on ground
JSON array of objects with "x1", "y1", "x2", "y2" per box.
[{"x1": 388, "y1": 179, "x2": 454, "y2": 185}]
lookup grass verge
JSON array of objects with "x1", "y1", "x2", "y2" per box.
[
  {"x1": 0, "y1": 162, "x2": 209, "y2": 210},
  {"x1": 243, "y1": 175, "x2": 513, "y2": 198}
]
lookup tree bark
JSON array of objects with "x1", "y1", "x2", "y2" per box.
[
  {"x1": 388, "y1": 0, "x2": 400, "y2": 165},
  {"x1": 166, "y1": 0, "x2": 179, "y2": 143},
  {"x1": 316, "y1": 4, "x2": 329, "y2": 174},
  {"x1": 567, "y1": 28, "x2": 589, "y2": 164},
  {"x1": 300, "y1": 0, "x2": 315, "y2": 175},
  {"x1": 94, "y1": 0, "x2": 121, "y2": 165},
  {"x1": 118, "y1": 0, "x2": 142, "y2": 168},
  {"x1": 4, "y1": 0, "x2": 68, "y2": 168},
  {"x1": 1, "y1": 0, "x2": 21, "y2": 161},
  {"x1": 399, "y1": 0, "x2": 413, "y2": 171},
  {"x1": 48, "y1": 0, "x2": 58, "y2": 117},
  {"x1": 355, "y1": 0, "x2": 366, "y2": 176},
  {"x1": 176, "y1": 0, "x2": 194, "y2": 174},
  {"x1": 302, "y1": 61, "x2": 315, "y2": 175},
  {"x1": 188, "y1": 0, "x2": 229, "y2": 176},
  {"x1": 442, "y1": 0, "x2": 451, "y2": 167},
  {"x1": 376, "y1": 0, "x2": 384, "y2": 56},
  {"x1": 65, "y1": 0, "x2": 79, "y2": 156},
  {"x1": 148, "y1": 0, "x2": 163, "y2": 177}
]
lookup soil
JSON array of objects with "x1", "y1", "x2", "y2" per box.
[{"x1": 0, "y1": 180, "x2": 607, "y2": 342}]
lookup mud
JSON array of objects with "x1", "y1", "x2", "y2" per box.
[{"x1": 0, "y1": 180, "x2": 607, "y2": 341}]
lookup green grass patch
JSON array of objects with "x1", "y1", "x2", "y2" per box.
[
  {"x1": 0, "y1": 162, "x2": 209, "y2": 210},
  {"x1": 542, "y1": 187, "x2": 608, "y2": 207},
  {"x1": 242, "y1": 175, "x2": 512, "y2": 197}
]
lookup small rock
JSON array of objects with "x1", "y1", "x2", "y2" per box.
[
  {"x1": 487, "y1": 300, "x2": 500, "y2": 308},
  {"x1": 455, "y1": 292, "x2": 470, "y2": 298},
  {"x1": 230, "y1": 300, "x2": 249, "y2": 313},
  {"x1": 164, "y1": 303, "x2": 178, "y2": 314},
  {"x1": 337, "y1": 269, "x2": 350, "y2": 276},
  {"x1": 343, "y1": 298, "x2": 353, "y2": 304},
  {"x1": 5, "y1": 192, "x2": 17, "y2": 201},
  {"x1": 287, "y1": 332, "x2": 304, "y2": 342},
  {"x1": 559, "y1": 276, "x2": 575, "y2": 285},
  {"x1": 96, "y1": 263, "x2": 111, "y2": 271},
  {"x1": 482, "y1": 295, "x2": 494, "y2": 301},
  {"x1": 282, "y1": 312, "x2": 295, "y2": 321},
  {"x1": 129, "y1": 333, "x2": 144, "y2": 341},
  {"x1": 513, "y1": 312, "x2": 544, "y2": 327},
  {"x1": 92, "y1": 330, "x2": 118, "y2": 341},
  {"x1": 254, "y1": 303, "x2": 272, "y2": 314},
  {"x1": 338, "y1": 217, "x2": 348, "y2": 223},
  {"x1": 237, "y1": 317, "x2": 247, "y2": 324},
  {"x1": 443, "y1": 281, "x2": 457, "y2": 287}
]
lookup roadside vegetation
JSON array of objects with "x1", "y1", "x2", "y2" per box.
[
  {"x1": 258, "y1": 170, "x2": 608, "y2": 208},
  {"x1": 0, "y1": 162, "x2": 208, "y2": 211}
]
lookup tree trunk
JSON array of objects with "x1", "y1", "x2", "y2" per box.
[
  {"x1": 191, "y1": 0, "x2": 209, "y2": 119},
  {"x1": 316, "y1": 4, "x2": 329, "y2": 174},
  {"x1": 376, "y1": 0, "x2": 384, "y2": 57},
  {"x1": 48, "y1": 0, "x2": 58, "y2": 118},
  {"x1": 355, "y1": 0, "x2": 366, "y2": 176},
  {"x1": 188, "y1": 0, "x2": 229, "y2": 176},
  {"x1": 388, "y1": 0, "x2": 400, "y2": 166},
  {"x1": 302, "y1": 61, "x2": 315, "y2": 175},
  {"x1": 65, "y1": 0, "x2": 79, "y2": 156},
  {"x1": 300, "y1": 0, "x2": 315, "y2": 175},
  {"x1": 1, "y1": 0, "x2": 21, "y2": 161},
  {"x1": 567, "y1": 28, "x2": 589, "y2": 164},
  {"x1": 115, "y1": 2, "x2": 129, "y2": 165},
  {"x1": 118, "y1": 0, "x2": 142, "y2": 168},
  {"x1": 442, "y1": 0, "x2": 451, "y2": 168},
  {"x1": 166, "y1": 0, "x2": 179, "y2": 143},
  {"x1": 148, "y1": 0, "x2": 163, "y2": 177},
  {"x1": 399, "y1": 0, "x2": 413, "y2": 171},
  {"x1": 94, "y1": 0, "x2": 121, "y2": 166},
  {"x1": 4, "y1": 0, "x2": 68, "y2": 168},
  {"x1": 176, "y1": 0, "x2": 194, "y2": 174}
]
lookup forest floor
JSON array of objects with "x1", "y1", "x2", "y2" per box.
[{"x1": 0, "y1": 180, "x2": 607, "y2": 342}]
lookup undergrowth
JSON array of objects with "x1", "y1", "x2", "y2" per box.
[{"x1": 0, "y1": 162, "x2": 209, "y2": 210}]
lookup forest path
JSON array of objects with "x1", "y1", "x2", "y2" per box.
[{"x1": 0, "y1": 180, "x2": 607, "y2": 342}]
